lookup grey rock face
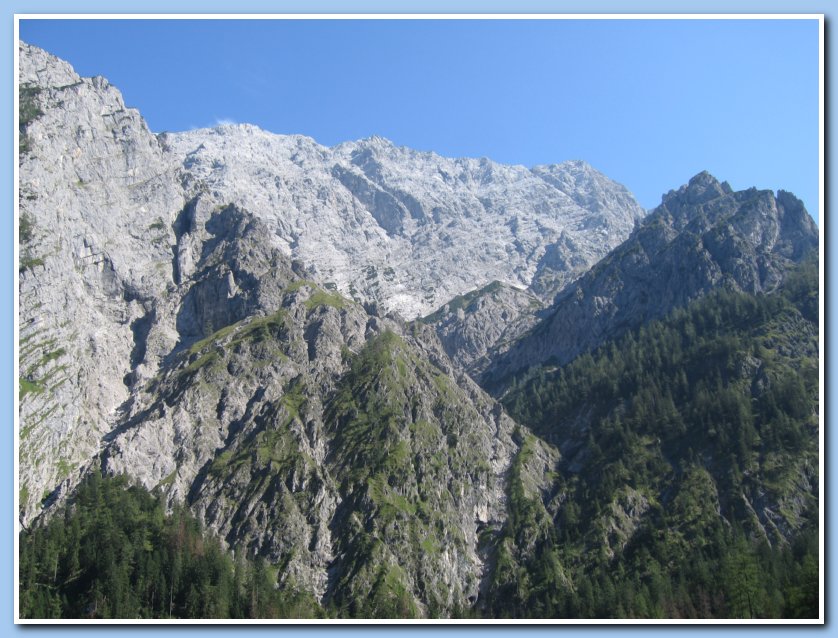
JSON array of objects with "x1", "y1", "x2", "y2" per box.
[
  {"x1": 18, "y1": 42, "x2": 184, "y2": 519},
  {"x1": 483, "y1": 172, "x2": 819, "y2": 387},
  {"x1": 101, "y1": 280, "x2": 369, "y2": 601},
  {"x1": 421, "y1": 281, "x2": 544, "y2": 376},
  {"x1": 529, "y1": 161, "x2": 645, "y2": 298},
  {"x1": 166, "y1": 126, "x2": 645, "y2": 319},
  {"x1": 96, "y1": 276, "x2": 518, "y2": 611}
]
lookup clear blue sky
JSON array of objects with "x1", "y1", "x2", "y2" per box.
[{"x1": 19, "y1": 18, "x2": 819, "y2": 217}]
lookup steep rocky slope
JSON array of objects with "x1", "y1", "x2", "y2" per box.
[
  {"x1": 97, "y1": 270, "x2": 518, "y2": 612},
  {"x1": 18, "y1": 43, "x2": 184, "y2": 516},
  {"x1": 166, "y1": 127, "x2": 644, "y2": 319},
  {"x1": 482, "y1": 171, "x2": 819, "y2": 388},
  {"x1": 420, "y1": 280, "x2": 544, "y2": 376},
  {"x1": 17, "y1": 41, "x2": 642, "y2": 525}
]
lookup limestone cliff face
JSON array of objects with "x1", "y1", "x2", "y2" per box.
[
  {"x1": 166, "y1": 125, "x2": 645, "y2": 319},
  {"x1": 18, "y1": 42, "x2": 184, "y2": 517},
  {"x1": 88, "y1": 239, "x2": 519, "y2": 612}
]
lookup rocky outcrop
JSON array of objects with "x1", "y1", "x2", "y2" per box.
[
  {"x1": 483, "y1": 172, "x2": 819, "y2": 388},
  {"x1": 18, "y1": 42, "x2": 184, "y2": 518},
  {"x1": 95, "y1": 273, "x2": 518, "y2": 613},
  {"x1": 421, "y1": 281, "x2": 543, "y2": 376}
]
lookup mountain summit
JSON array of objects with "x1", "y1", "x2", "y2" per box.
[
  {"x1": 165, "y1": 124, "x2": 645, "y2": 319},
  {"x1": 481, "y1": 170, "x2": 818, "y2": 387}
]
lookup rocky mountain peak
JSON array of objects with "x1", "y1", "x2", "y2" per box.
[
  {"x1": 482, "y1": 175, "x2": 818, "y2": 387},
  {"x1": 661, "y1": 170, "x2": 732, "y2": 208},
  {"x1": 166, "y1": 116, "x2": 647, "y2": 319},
  {"x1": 355, "y1": 133, "x2": 395, "y2": 148}
]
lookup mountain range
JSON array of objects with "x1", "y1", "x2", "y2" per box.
[{"x1": 17, "y1": 42, "x2": 820, "y2": 620}]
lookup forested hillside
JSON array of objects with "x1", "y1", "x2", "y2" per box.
[
  {"x1": 492, "y1": 256, "x2": 819, "y2": 618},
  {"x1": 20, "y1": 257, "x2": 819, "y2": 619},
  {"x1": 19, "y1": 473, "x2": 323, "y2": 619}
]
